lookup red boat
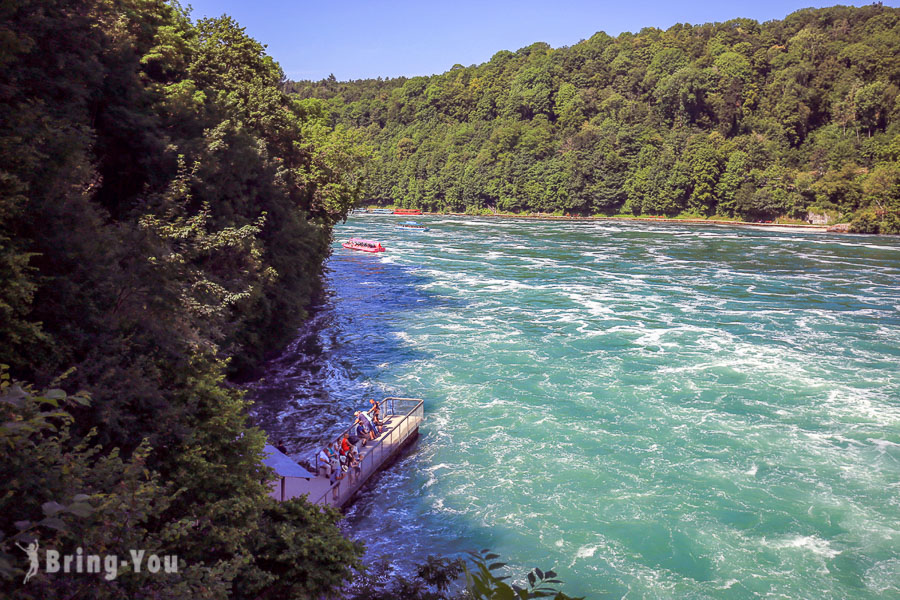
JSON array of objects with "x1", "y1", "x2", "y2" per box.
[
  {"x1": 394, "y1": 208, "x2": 422, "y2": 215},
  {"x1": 342, "y1": 238, "x2": 385, "y2": 253}
]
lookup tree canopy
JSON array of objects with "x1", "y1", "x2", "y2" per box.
[
  {"x1": 1, "y1": 0, "x2": 366, "y2": 596},
  {"x1": 290, "y1": 5, "x2": 900, "y2": 233}
]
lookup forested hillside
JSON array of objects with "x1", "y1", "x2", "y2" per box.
[
  {"x1": 291, "y1": 4, "x2": 900, "y2": 233},
  {"x1": 1, "y1": 0, "x2": 366, "y2": 597}
]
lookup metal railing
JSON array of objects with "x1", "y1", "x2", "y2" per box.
[
  {"x1": 311, "y1": 397, "x2": 424, "y2": 507},
  {"x1": 313, "y1": 397, "x2": 393, "y2": 476}
]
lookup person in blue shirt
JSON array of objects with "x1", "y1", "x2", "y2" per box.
[
  {"x1": 354, "y1": 410, "x2": 376, "y2": 440},
  {"x1": 355, "y1": 421, "x2": 369, "y2": 446}
]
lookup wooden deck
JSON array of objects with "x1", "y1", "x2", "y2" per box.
[{"x1": 267, "y1": 397, "x2": 424, "y2": 509}]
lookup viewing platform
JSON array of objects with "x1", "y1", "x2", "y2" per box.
[{"x1": 263, "y1": 397, "x2": 424, "y2": 509}]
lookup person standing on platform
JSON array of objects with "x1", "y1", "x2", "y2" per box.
[
  {"x1": 318, "y1": 446, "x2": 332, "y2": 477},
  {"x1": 348, "y1": 448, "x2": 361, "y2": 482},
  {"x1": 368, "y1": 399, "x2": 384, "y2": 433}
]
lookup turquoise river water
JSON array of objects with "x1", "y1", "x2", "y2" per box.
[{"x1": 249, "y1": 216, "x2": 900, "y2": 599}]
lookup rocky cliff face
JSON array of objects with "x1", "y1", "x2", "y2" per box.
[{"x1": 808, "y1": 212, "x2": 835, "y2": 225}]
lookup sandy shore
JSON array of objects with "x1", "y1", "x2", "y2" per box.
[{"x1": 417, "y1": 212, "x2": 831, "y2": 232}]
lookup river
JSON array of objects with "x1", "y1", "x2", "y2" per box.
[{"x1": 249, "y1": 216, "x2": 900, "y2": 599}]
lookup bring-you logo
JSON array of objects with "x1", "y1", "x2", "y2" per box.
[{"x1": 18, "y1": 540, "x2": 177, "y2": 583}]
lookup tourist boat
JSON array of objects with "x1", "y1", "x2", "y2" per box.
[
  {"x1": 342, "y1": 238, "x2": 385, "y2": 252},
  {"x1": 394, "y1": 208, "x2": 422, "y2": 215},
  {"x1": 397, "y1": 221, "x2": 429, "y2": 230},
  {"x1": 350, "y1": 208, "x2": 369, "y2": 214},
  {"x1": 370, "y1": 208, "x2": 393, "y2": 214}
]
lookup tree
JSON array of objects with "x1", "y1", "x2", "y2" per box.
[
  {"x1": 686, "y1": 137, "x2": 724, "y2": 215},
  {"x1": 289, "y1": 6, "x2": 900, "y2": 227},
  {"x1": 1, "y1": 3, "x2": 370, "y2": 598},
  {"x1": 716, "y1": 150, "x2": 750, "y2": 216}
]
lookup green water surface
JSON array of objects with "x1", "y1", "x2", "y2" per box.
[{"x1": 253, "y1": 217, "x2": 900, "y2": 599}]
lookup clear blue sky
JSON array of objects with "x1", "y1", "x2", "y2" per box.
[{"x1": 185, "y1": 1, "x2": 900, "y2": 81}]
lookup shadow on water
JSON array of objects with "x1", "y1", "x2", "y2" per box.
[
  {"x1": 245, "y1": 238, "x2": 492, "y2": 583},
  {"x1": 246, "y1": 249, "x2": 462, "y2": 468}
]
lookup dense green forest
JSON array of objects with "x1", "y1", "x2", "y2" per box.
[
  {"x1": 1, "y1": 0, "x2": 367, "y2": 597},
  {"x1": 0, "y1": 2, "x2": 582, "y2": 598},
  {"x1": 291, "y1": 4, "x2": 900, "y2": 234},
  {"x1": 3, "y1": 2, "x2": 898, "y2": 598}
]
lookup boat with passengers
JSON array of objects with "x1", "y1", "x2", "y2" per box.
[
  {"x1": 342, "y1": 238, "x2": 385, "y2": 253},
  {"x1": 370, "y1": 208, "x2": 393, "y2": 214},
  {"x1": 394, "y1": 208, "x2": 422, "y2": 215},
  {"x1": 397, "y1": 221, "x2": 429, "y2": 230}
]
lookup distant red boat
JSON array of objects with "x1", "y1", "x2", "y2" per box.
[
  {"x1": 342, "y1": 238, "x2": 385, "y2": 253},
  {"x1": 394, "y1": 209, "x2": 422, "y2": 215}
]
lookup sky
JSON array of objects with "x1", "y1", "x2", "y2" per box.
[{"x1": 185, "y1": 1, "x2": 900, "y2": 82}]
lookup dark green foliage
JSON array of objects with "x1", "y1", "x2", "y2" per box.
[
  {"x1": 849, "y1": 209, "x2": 882, "y2": 233},
  {"x1": 347, "y1": 555, "x2": 465, "y2": 600},
  {"x1": 465, "y1": 549, "x2": 585, "y2": 600},
  {"x1": 290, "y1": 5, "x2": 900, "y2": 227},
  {"x1": 234, "y1": 499, "x2": 364, "y2": 598},
  {"x1": 1, "y1": 1, "x2": 366, "y2": 598},
  {"x1": 0, "y1": 366, "x2": 229, "y2": 598},
  {"x1": 344, "y1": 551, "x2": 582, "y2": 600},
  {"x1": 849, "y1": 209, "x2": 900, "y2": 234}
]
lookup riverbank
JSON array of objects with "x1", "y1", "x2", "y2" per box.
[
  {"x1": 417, "y1": 211, "x2": 831, "y2": 232},
  {"x1": 361, "y1": 207, "x2": 834, "y2": 232}
]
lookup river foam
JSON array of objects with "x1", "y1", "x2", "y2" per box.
[{"x1": 250, "y1": 216, "x2": 900, "y2": 599}]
